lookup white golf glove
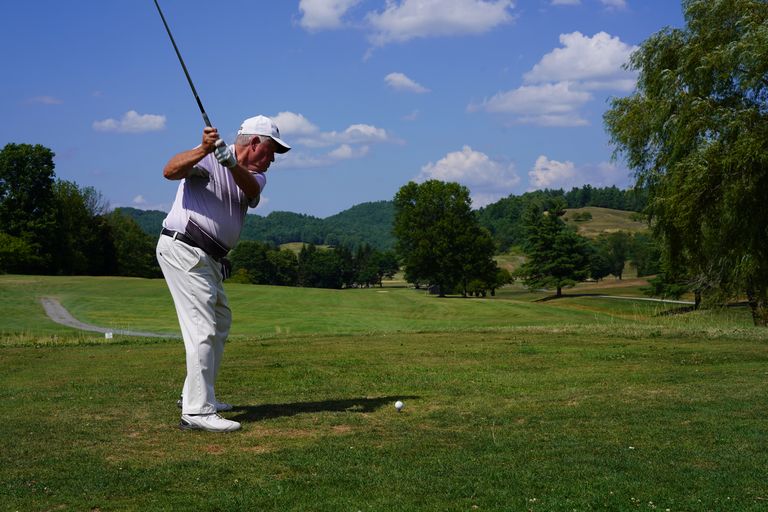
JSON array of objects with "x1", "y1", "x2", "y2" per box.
[{"x1": 214, "y1": 140, "x2": 237, "y2": 168}]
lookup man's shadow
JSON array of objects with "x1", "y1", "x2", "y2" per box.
[{"x1": 228, "y1": 396, "x2": 419, "y2": 423}]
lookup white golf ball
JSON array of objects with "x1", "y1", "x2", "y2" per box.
[{"x1": 394, "y1": 400, "x2": 404, "y2": 411}]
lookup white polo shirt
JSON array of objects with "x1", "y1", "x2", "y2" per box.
[{"x1": 162, "y1": 145, "x2": 266, "y2": 250}]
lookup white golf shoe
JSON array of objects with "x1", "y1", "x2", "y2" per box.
[{"x1": 179, "y1": 413, "x2": 241, "y2": 432}]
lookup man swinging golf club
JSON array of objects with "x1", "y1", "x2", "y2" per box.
[{"x1": 156, "y1": 117, "x2": 290, "y2": 432}]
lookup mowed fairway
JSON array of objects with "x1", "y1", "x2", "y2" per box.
[{"x1": 1, "y1": 275, "x2": 767, "y2": 510}]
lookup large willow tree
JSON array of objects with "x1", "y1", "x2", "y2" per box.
[{"x1": 605, "y1": 0, "x2": 768, "y2": 325}]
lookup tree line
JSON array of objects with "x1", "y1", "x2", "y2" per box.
[
  {"x1": 0, "y1": 141, "x2": 657, "y2": 295},
  {"x1": 476, "y1": 186, "x2": 646, "y2": 251},
  {"x1": 0, "y1": 143, "x2": 159, "y2": 277},
  {"x1": 228, "y1": 241, "x2": 399, "y2": 289},
  {"x1": 120, "y1": 184, "x2": 645, "y2": 254}
]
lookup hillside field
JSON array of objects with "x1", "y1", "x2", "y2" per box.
[
  {"x1": 1, "y1": 275, "x2": 766, "y2": 510},
  {"x1": 564, "y1": 206, "x2": 648, "y2": 238}
]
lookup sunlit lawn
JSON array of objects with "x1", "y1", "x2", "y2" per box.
[{"x1": 1, "y1": 275, "x2": 766, "y2": 510}]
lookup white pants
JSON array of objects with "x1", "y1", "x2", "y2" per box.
[{"x1": 156, "y1": 235, "x2": 231, "y2": 415}]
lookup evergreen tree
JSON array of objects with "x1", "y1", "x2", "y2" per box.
[{"x1": 517, "y1": 200, "x2": 591, "y2": 297}]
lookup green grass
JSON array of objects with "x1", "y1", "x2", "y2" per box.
[
  {"x1": 1, "y1": 275, "x2": 767, "y2": 510},
  {"x1": 564, "y1": 206, "x2": 648, "y2": 238}
]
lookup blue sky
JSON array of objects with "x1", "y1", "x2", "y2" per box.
[{"x1": 1, "y1": 0, "x2": 684, "y2": 218}]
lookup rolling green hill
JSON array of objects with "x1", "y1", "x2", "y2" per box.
[
  {"x1": 117, "y1": 201, "x2": 396, "y2": 251},
  {"x1": 563, "y1": 206, "x2": 649, "y2": 238},
  {"x1": 117, "y1": 186, "x2": 646, "y2": 253}
]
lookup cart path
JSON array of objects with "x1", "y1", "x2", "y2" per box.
[
  {"x1": 593, "y1": 295, "x2": 695, "y2": 305},
  {"x1": 41, "y1": 297, "x2": 179, "y2": 338}
]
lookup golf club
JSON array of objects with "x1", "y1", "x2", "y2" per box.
[{"x1": 153, "y1": 0, "x2": 216, "y2": 129}]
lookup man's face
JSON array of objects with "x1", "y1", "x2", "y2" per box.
[{"x1": 240, "y1": 136, "x2": 276, "y2": 172}]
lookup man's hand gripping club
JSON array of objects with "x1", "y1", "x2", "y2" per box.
[{"x1": 201, "y1": 127, "x2": 237, "y2": 168}]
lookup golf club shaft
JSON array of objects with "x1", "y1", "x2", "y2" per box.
[{"x1": 153, "y1": 0, "x2": 213, "y2": 127}]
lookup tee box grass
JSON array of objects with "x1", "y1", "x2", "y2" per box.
[{"x1": 1, "y1": 275, "x2": 767, "y2": 510}]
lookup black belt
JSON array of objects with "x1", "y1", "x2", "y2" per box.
[{"x1": 162, "y1": 228, "x2": 221, "y2": 261}]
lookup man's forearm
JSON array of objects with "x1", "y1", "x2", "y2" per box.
[
  {"x1": 228, "y1": 164, "x2": 262, "y2": 199},
  {"x1": 163, "y1": 145, "x2": 209, "y2": 180}
]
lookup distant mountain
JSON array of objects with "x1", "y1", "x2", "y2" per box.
[
  {"x1": 117, "y1": 200, "x2": 396, "y2": 251},
  {"x1": 323, "y1": 201, "x2": 395, "y2": 250},
  {"x1": 114, "y1": 207, "x2": 166, "y2": 237},
  {"x1": 118, "y1": 185, "x2": 642, "y2": 253}
]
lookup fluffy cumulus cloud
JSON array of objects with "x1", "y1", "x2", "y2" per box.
[
  {"x1": 299, "y1": 0, "x2": 360, "y2": 30},
  {"x1": 417, "y1": 146, "x2": 520, "y2": 207},
  {"x1": 272, "y1": 111, "x2": 320, "y2": 136},
  {"x1": 470, "y1": 82, "x2": 591, "y2": 126},
  {"x1": 367, "y1": 0, "x2": 514, "y2": 45},
  {"x1": 471, "y1": 31, "x2": 636, "y2": 126},
  {"x1": 272, "y1": 111, "x2": 393, "y2": 169},
  {"x1": 93, "y1": 111, "x2": 166, "y2": 133},
  {"x1": 298, "y1": 123, "x2": 392, "y2": 148},
  {"x1": 529, "y1": 156, "x2": 577, "y2": 189},
  {"x1": 524, "y1": 31, "x2": 637, "y2": 91},
  {"x1": 132, "y1": 195, "x2": 146, "y2": 205},
  {"x1": 385, "y1": 72, "x2": 430, "y2": 93},
  {"x1": 528, "y1": 155, "x2": 631, "y2": 190},
  {"x1": 328, "y1": 144, "x2": 370, "y2": 160}
]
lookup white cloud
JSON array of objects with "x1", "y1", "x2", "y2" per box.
[
  {"x1": 367, "y1": 0, "x2": 514, "y2": 45},
  {"x1": 601, "y1": 0, "x2": 627, "y2": 8},
  {"x1": 524, "y1": 32, "x2": 637, "y2": 91},
  {"x1": 269, "y1": 112, "x2": 394, "y2": 169},
  {"x1": 418, "y1": 146, "x2": 520, "y2": 207},
  {"x1": 470, "y1": 82, "x2": 591, "y2": 126},
  {"x1": 528, "y1": 156, "x2": 631, "y2": 190},
  {"x1": 27, "y1": 95, "x2": 63, "y2": 105},
  {"x1": 328, "y1": 144, "x2": 370, "y2": 159},
  {"x1": 272, "y1": 111, "x2": 319, "y2": 135},
  {"x1": 298, "y1": 123, "x2": 393, "y2": 148},
  {"x1": 529, "y1": 156, "x2": 576, "y2": 189},
  {"x1": 93, "y1": 111, "x2": 166, "y2": 133},
  {"x1": 385, "y1": 72, "x2": 430, "y2": 93},
  {"x1": 299, "y1": 0, "x2": 360, "y2": 30},
  {"x1": 132, "y1": 195, "x2": 146, "y2": 205}
]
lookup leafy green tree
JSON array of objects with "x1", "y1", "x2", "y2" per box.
[
  {"x1": 230, "y1": 240, "x2": 274, "y2": 284},
  {"x1": 373, "y1": 251, "x2": 400, "y2": 287},
  {"x1": 629, "y1": 232, "x2": 662, "y2": 277},
  {"x1": 604, "y1": 0, "x2": 768, "y2": 325},
  {"x1": 52, "y1": 180, "x2": 115, "y2": 275},
  {"x1": 457, "y1": 226, "x2": 498, "y2": 297},
  {"x1": 0, "y1": 232, "x2": 36, "y2": 273},
  {"x1": 298, "y1": 244, "x2": 343, "y2": 289},
  {"x1": 267, "y1": 249, "x2": 299, "y2": 286},
  {"x1": 393, "y1": 180, "x2": 496, "y2": 297},
  {"x1": 104, "y1": 211, "x2": 158, "y2": 277},
  {"x1": 517, "y1": 200, "x2": 592, "y2": 297},
  {"x1": 594, "y1": 232, "x2": 631, "y2": 280},
  {"x1": 0, "y1": 143, "x2": 57, "y2": 272},
  {"x1": 589, "y1": 247, "x2": 612, "y2": 282}
]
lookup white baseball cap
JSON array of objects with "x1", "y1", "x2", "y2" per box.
[{"x1": 237, "y1": 115, "x2": 291, "y2": 153}]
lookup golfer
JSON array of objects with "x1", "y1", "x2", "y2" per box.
[{"x1": 157, "y1": 115, "x2": 290, "y2": 432}]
